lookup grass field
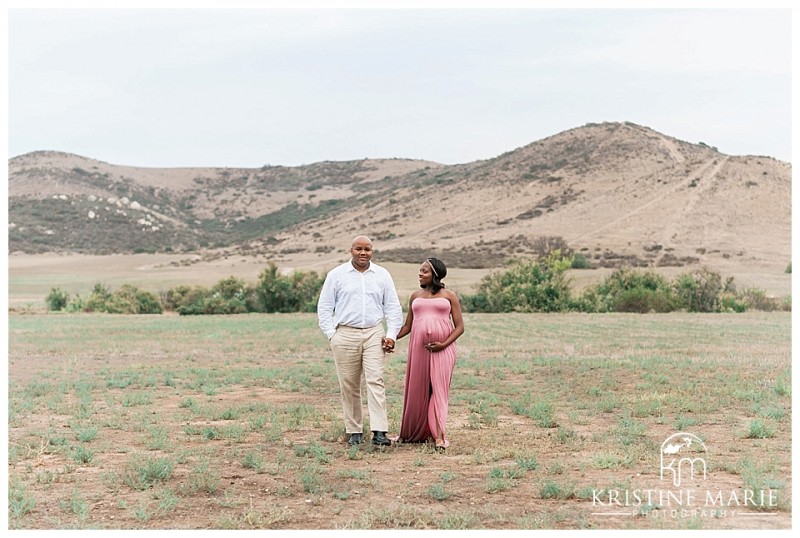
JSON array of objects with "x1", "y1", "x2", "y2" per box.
[{"x1": 7, "y1": 311, "x2": 791, "y2": 529}]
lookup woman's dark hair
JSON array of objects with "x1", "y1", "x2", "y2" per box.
[{"x1": 425, "y1": 257, "x2": 447, "y2": 293}]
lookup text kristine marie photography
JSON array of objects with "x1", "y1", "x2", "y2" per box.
[{"x1": 590, "y1": 432, "x2": 780, "y2": 520}]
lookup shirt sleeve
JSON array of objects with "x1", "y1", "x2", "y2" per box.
[
  {"x1": 382, "y1": 271, "x2": 403, "y2": 340},
  {"x1": 317, "y1": 271, "x2": 337, "y2": 340}
]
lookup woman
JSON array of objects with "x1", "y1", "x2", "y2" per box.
[{"x1": 395, "y1": 258, "x2": 464, "y2": 450}]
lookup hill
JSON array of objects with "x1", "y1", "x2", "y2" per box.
[{"x1": 8, "y1": 122, "x2": 791, "y2": 281}]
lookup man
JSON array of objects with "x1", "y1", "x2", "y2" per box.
[{"x1": 317, "y1": 236, "x2": 403, "y2": 447}]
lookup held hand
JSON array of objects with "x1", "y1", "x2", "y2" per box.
[
  {"x1": 425, "y1": 341, "x2": 446, "y2": 352},
  {"x1": 382, "y1": 337, "x2": 396, "y2": 353}
]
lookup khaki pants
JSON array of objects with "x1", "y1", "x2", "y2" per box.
[{"x1": 329, "y1": 324, "x2": 388, "y2": 434}]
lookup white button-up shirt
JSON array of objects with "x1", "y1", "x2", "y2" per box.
[{"x1": 317, "y1": 259, "x2": 403, "y2": 341}]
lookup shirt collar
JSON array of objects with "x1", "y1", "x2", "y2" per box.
[{"x1": 348, "y1": 259, "x2": 376, "y2": 273}]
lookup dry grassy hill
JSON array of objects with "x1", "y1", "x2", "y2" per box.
[{"x1": 8, "y1": 122, "x2": 791, "y2": 285}]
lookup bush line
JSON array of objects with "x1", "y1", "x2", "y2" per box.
[{"x1": 45, "y1": 255, "x2": 790, "y2": 314}]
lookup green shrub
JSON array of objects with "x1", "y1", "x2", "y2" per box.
[
  {"x1": 107, "y1": 284, "x2": 163, "y2": 314},
  {"x1": 166, "y1": 265, "x2": 322, "y2": 315},
  {"x1": 179, "y1": 294, "x2": 247, "y2": 315},
  {"x1": 84, "y1": 283, "x2": 113, "y2": 312},
  {"x1": 745, "y1": 419, "x2": 775, "y2": 439},
  {"x1": 163, "y1": 285, "x2": 209, "y2": 312},
  {"x1": 673, "y1": 268, "x2": 729, "y2": 312},
  {"x1": 45, "y1": 287, "x2": 69, "y2": 311},
  {"x1": 578, "y1": 268, "x2": 675, "y2": 313},
  {"x1": 211, "y1": 276, "x2": 248, "y2": 302},
  {"x1": 68, "y1": 283, "x2": 162, "y2": 314},
  {"x1": 613, "y1": 286, "x2": 674, "y2": 313},
  {"x1": 738, "y1": 288, "x2": 780, "y2": 312},
  {"x1": 253, "y1": 262, "x2": 323, "y2": 313},
  {"x1": 462, "y1": 251, "x2": 574, "y2": 313},
  {"x1": 46, "y1": 261, "x2": 324, "y2": 316},
  {"x1": 122, "y1": 455, "x2": 175, "y2": 490},
  {"x1": 721, "y1": 295, "x2": 747, "y2": 313},
  {"x1": 208, "y1": 276, "x2": 249, "y2": 314},
  {"x1": 254, "y1": 263, "x2": 292, "y2": 313},
  {"x1": 166, "y1": 283, "x2": 246, "y2": 315},
  {"x1": 8, "y1": 480, "x2": 36, "y2": 518},
  {"x1": 786, "y1": 262, "x2": 792, "y2": 274},
  {"x1": 570, "y1": 253, "x2": 593, "y2": 269},
  {"x1": 65, "y1": 294, "x2": 86, "y2": 312}
]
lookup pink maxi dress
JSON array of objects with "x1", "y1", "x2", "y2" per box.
[{"x1": 398, "y1": 297, "x2": 457, "y2": 446}]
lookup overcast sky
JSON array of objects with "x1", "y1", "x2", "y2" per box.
[{"x1": 7, "y1": 4, "x2": 793, "y2": 168}]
